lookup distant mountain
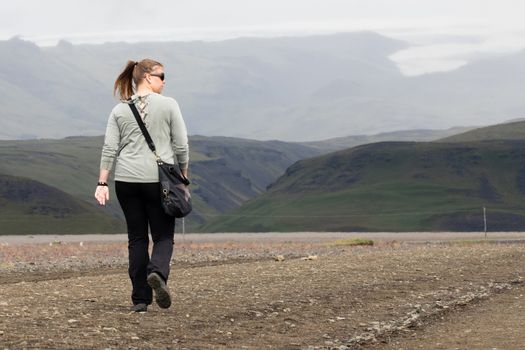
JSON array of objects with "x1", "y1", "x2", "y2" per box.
[
  {"x1": 438, "y1": 120, "x2": 525, "y2": 143},
  {"x1": 201, "y1": 140, "x2": 525, "y2": 232},
  {"x1": 1, "y1": 32, "x2": 524, "y2": 141},
  {"x1": 0, "y1": 174, "x2": 123, "y2": 234},
  {"x1": 303, "y1": 126, "x2": 475, "y2": 152},
  {"x1": 0, "y1": 38, "x2": 111, "y2": 139},
  {"x1": 0, "y1": 32, "x2": 405, "y2": 140}
]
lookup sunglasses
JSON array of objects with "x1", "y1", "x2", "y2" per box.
[{"x1": 150, "y1": 72, "x2": 165, "y2": 81}]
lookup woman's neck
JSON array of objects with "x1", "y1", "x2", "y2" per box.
[{"x1": 135, "y1": 85, "x2": 154, "y2": 96}]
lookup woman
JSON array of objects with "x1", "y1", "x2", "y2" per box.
[{"x1": 95, "y1": 59, "x2": 189, "y2": 313}]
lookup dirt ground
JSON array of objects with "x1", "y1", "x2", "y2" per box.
[{"x1": 0, "y1": 233, "x2": 524, "y2": 349}]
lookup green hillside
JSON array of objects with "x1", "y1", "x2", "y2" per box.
[
  {"x1": 0, "y1": 174, "x2": 123, "y2": 234},
  {"x1": 201, "y1": 140, "x2": 525, "y2": 232},
  {"x1": 439, "y1": 120, "x2": 525, "y2": 142},
  {"x1": 0, "y1": 135, "x2": 320, "y2": 234}
]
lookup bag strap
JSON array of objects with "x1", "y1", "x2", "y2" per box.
[
  {"x1": 129, "y1": 102, "x2": 160, "y2": 160},
  {"x1": 128, "y1": 101, "x2": 191, "y2": 185}
]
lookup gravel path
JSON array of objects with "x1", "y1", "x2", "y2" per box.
[
  {"x1": 1, "y1": 234, "x2": 524, "y2": 349},
  {"x1": 2, "y1": 231, "x2": 525, "y2": 245}
]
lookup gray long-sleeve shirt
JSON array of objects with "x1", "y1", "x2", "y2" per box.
[{"x1": 100, "y1": 93, "x2": 189, "y2": 183}]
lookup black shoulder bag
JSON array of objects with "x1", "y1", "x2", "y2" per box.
[{"x1": 129, "y1": 103, "x2": 192, "y2": 218}]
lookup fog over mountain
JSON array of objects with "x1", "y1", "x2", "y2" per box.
[{"x1": 0, "y1": 32, "x2": 524, "y2": 141}]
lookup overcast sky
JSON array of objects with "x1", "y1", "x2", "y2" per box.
[{"x1": 2, "y1": 0, "x2": 525, "y2": 75}]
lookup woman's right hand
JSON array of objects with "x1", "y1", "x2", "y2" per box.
[{"x1": 95, "y1": 186, "x2": 110, "y2": 205}]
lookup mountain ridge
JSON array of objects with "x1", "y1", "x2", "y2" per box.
[
  {"x1": 202, "y1": 133, "x2": 525, "y2": 232},
  {"x1": 2, "y1": 119, "x2": 524, "y2": 234},
  {"x1": 438, "y1": 120, "x2": 525, "y2": 143},
  {"x1": 1, "y1": 32, "x2": 524, "y2": 141}
]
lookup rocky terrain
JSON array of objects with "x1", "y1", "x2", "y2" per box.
[{"x1": 0, "y1": 232, "x2": 524, "y2": 349}]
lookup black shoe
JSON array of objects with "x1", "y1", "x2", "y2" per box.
[
  {"x1": 147, "y1": 272, "x2": 171, "y2": 309},
  {"x1": 130, "y1": 303, "x2": 148, "y2": 313}
]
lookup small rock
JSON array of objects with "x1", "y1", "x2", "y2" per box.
[
  {"x1": 274, "y1": 255, "x2": 285, "y2": 262},
  {"x1": 131, "y1": 336, "x2": 140, "y2": 340},
  {"x1": 68, "y1": 319, "x2": 78, "y2": 323},
  {"x1": 301, "y1": 255, "x2": 318, "y2": 261}
]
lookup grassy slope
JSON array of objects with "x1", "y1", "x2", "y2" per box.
[
  {"x1": 0, "y1": 135, "x2": 321, "y2": 234},
  {"x1": 0, "y1": 174, "x2": 123, "y2": 234},
  {"x1": 201, "y1": 140, "x2": 525, "y2": 232}
]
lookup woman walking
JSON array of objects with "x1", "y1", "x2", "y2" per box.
[{"x1": 95, "y1": 59, "x2": 189, "y2": 312}]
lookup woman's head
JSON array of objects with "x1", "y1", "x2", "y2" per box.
[{"x1": 114, "y1": 59, "x2": 165, "y2": 100}]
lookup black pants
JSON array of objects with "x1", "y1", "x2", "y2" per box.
[{"x1": 115, "y1": 181, "x2": 175, "y2": 305}]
